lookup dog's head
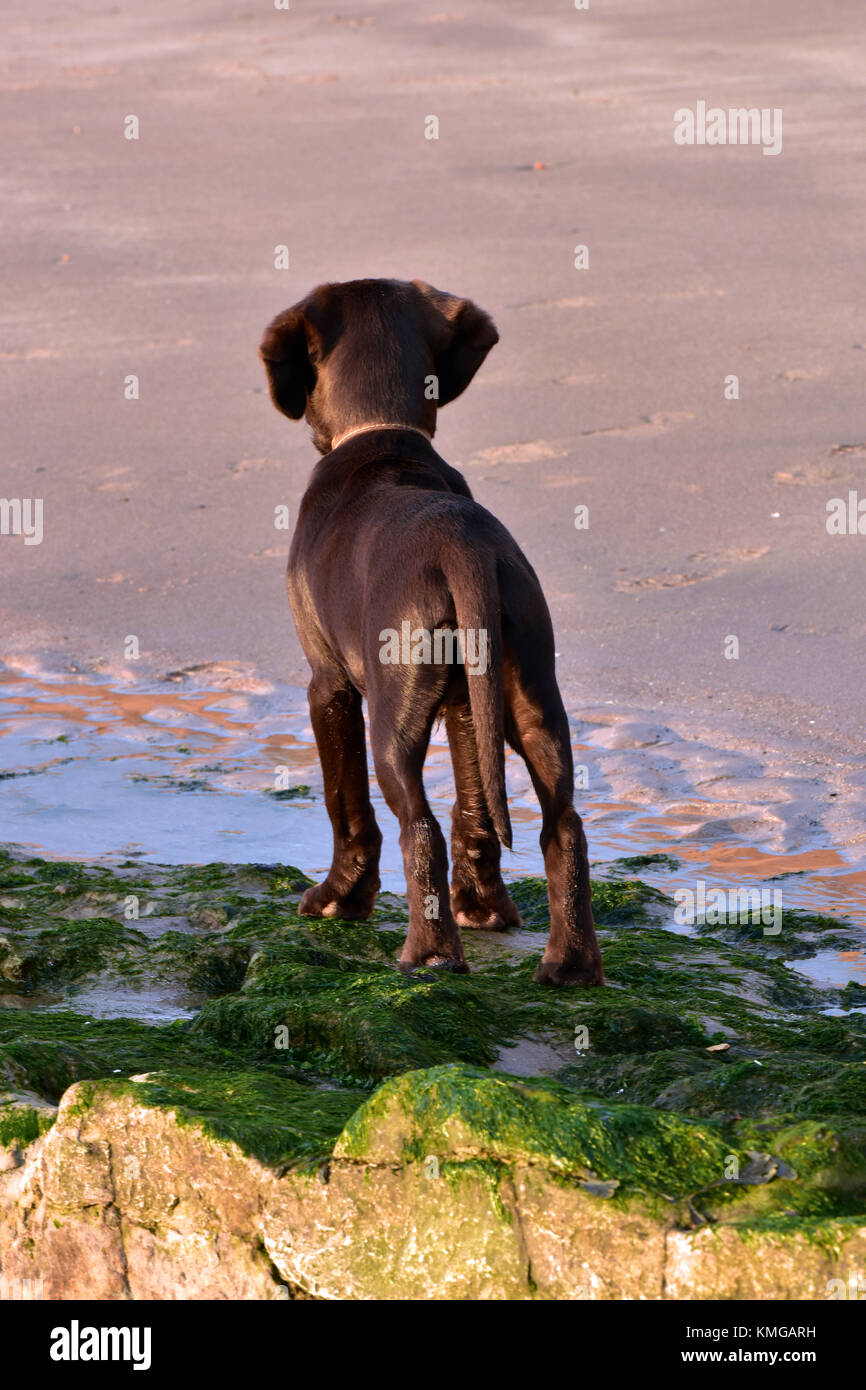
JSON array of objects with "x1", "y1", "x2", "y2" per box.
[{"x1": 259, "y1": 278, "x2": 498, "y2": 453}]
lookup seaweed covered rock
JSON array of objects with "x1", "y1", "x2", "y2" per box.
[
  {"x1": 1, "y1": 848, "x2": 866, "y2": 1298},
  {"x1": 3, "y1": 1066, "x2": 865, "y2": 1301}
]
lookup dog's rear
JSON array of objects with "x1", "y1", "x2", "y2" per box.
[{"x1": 260, "y1": 278, "x2": 603, "y2": 985}]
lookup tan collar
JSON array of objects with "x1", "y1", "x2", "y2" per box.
[{"x1": 331, "y1": 422, "x2": 432, "y2": 450}]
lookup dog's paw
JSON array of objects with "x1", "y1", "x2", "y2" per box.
[
  {"x1": 451, "y1": 891, "x2": 522, "y2": 933},
  {"x1": 533, "y1": 956, "x2": 605, "y2": 988},
  {"x1": 454, "y1": 908, "x2": 518, "y2": 931},
  {"x1": 298, "y1": 881, "x2": 375, "y2": 921}
]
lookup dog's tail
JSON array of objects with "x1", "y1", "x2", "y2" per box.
[{"x1": 445, "y1": 545, "x2": 512, "y2": 850}]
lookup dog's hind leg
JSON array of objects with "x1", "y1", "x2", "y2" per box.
[
  {"x1": 298, "y1": 666, "x2": 382, "y2": 921},
  {"x1": 504, "y1": 665, "x2": 604, "y2": 987},
  {"x1": 445, "y1": 702, "x2": 521, "y2": 931},
  {"x1": 369, "y1": 683, "x2": 468, "y2": 975}
]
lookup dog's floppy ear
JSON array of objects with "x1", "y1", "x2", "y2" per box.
[
  {"x1": 259, "y1": 304, "x2": 315, "y2": 420},
  {"x1": 412, "y1": 280, "x2": 499, "y2": 406}
]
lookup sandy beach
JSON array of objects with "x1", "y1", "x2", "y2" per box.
[
  {"x1": 4, "y1": 4, "x2": 866, "y2": 1318},
  {"x1": 2, "y1": 0, "x2": 866, "y2": 943}
]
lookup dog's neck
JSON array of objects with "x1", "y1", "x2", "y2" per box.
[{"x1": 330, "y1": 422, "x2": 432, "y2": 450}]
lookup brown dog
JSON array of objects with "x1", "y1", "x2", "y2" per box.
[{"x1": 259, "y1": 278, "x2": 603, "y2": 986}]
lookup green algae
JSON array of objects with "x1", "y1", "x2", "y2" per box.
[
  {"x1": 705, "y1": 1120, "x2": 866, "y2": 1222},
  {"x1": 0, "y1": 1102, "x2": 55, "y2": 1152},
  {"x1": 193, "y1": 965, "x2": 535, "y2": 1086},
  {"x1": 335, "y1": 1063, "x2": 736, "y2": 1199},
  {"x1": 149, "y1": 932, "x2": 248, "y2": 995},
  {"x1": 224, "y1": 907, "x2": 405, "y2": 962},
  {"x1": 0, "y1": 850, "x2": 152, "y2": 908},
  {"x1": 558, "y1": 1048, "x2": 866, "y2": 1123},
  {"x1": 570, "y1": 1001, "x2": 710, "y2": 1054},
  {"x1": 509, "y1": 874, "x2": 669, "y2": 930},
  {"x1": 0, "y1": 1009, "x2": 239, "y2": 1101},
  {"x1": 605, "y1": 854, "x2": 681, "y2": 874},
  {"x1": 1, "y1": 848, "x2": 865, "y2": 1234},
  {"x1": 332, "y1": 1064, "x2": 866, "y2": 1221},
  {"x1": 165, "y1": 861, "x2": 313, "y2": 895},
  {"x1": 167, "y1": 863, "x2": 240, "y2": 893},
  {"x1": 693, "y1": 906, "x2": 861, "y2": 959},
  {"x1": 506, "y1": 878, "x2": 552, "y2": 931},
  {"x1": 73, "y1": 1070, "x2": 364, "y2": 1169},
  {"x1": 0, "y1": 918, "x2": 147, "y2": 991}
]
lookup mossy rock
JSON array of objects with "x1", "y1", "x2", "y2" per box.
[
  {"x1": 0, "y1": 918, "x2": 146, "y2": 991},
  {"x1": 335, "y1": 1063, "x2": 735, "y2": 1199},
  {"x1": 0, "y1": 1010, "x2": 240, "y2": 1102},
  {"x1": 193, "y1": 967, "x2": 533, "y2": 1086},
  {"x1": 0, "y1": 1099, "x2": 56, "y2": 1157},
  {"x1": 71, "y1": 1069, "x2": 364, "y2": 1170},
  {"x1": 332, "y1": 1064, "x2": 866, "y2": 1223},
  {"x1": 572, "y1": 1001, "x2": 709, "y2": 1054},
  {"x1": 2, "y1": 847, "x2": 866, "y2": 1291}
]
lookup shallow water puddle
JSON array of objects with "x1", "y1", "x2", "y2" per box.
[
  {"x1": 43, "y1": 982, "x2": 203, "y2": 1024},
  {"x1": 792, "y1": 947, "x2": 866, "y2": 990}
]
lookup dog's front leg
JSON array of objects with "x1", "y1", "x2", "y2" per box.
[{"x1": 298, "y1": 667, "x2": 382, "y2": 920}]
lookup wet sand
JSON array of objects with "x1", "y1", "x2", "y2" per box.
[
  {"x1": 2, "y1": 661, "x2": 866, "y2": 1007},
  {"x1": 2, "y1": 2, "x2": 866, "y2": 953}
]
